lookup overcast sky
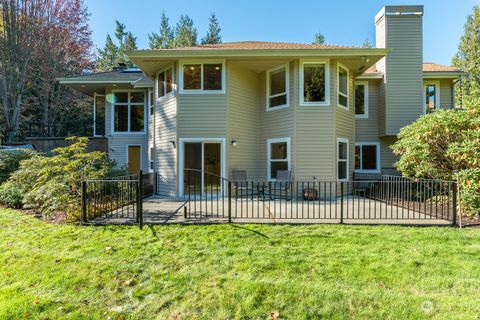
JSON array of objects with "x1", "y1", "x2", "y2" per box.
[{"x1": 85, "y1": 0, "x2": 478, "y2": 65}]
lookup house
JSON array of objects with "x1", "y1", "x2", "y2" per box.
[{"x1": 59, "y1": 5, "x2": 464, "y2": 197}]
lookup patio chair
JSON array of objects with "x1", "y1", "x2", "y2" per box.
[
  {"x1": 232, "y1": 169, "x2": 251, "y2": 199},
  {"x1": 269, "y1": 170, "x2": 292, "y2": 200}
]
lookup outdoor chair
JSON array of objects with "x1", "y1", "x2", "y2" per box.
[
  {"x1": 269, "y1": 170, "x2": 292, "y2": 200},
  {"x1": 232, "y1": 169, "x2": 252, "y2": 199}
]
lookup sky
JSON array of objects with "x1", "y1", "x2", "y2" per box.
[{"x1": 85, "y1": 0, "x2": 479, "y2": 66}]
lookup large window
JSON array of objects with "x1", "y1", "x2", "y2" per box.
[
  {"x1": 337, "y1": 138, "x2": 349, "y2": 181},
  {"x1": 337, "y1": 63, "x2": 349, "y2": 110},
  {"x1": 300, "y1": 61, "x2": 330, "y2": 106},
  {"x1": 113, "y1": 91, "x2": 145, "y2": 133},
  {"x1": 267, "y1": 65, "x2": 288, "y2": 110},
  {"x1": 355, "y1": 142, "x2": 380, "y2": 173},
  {"x1": 354, "y1": 82, "x2": 368, "y2": 118},
  {"x1": 93, "y1": 93, "x2": 105, "y2": 136},
  {"x1": 180, "y1": 62, "x2": 224, "y2": 93},
  {"x1": 267, "y1": 138, "x2": 290, "y2": 180},
  {"x1": 157, "y1": 67, "x2": 173, "y2": 99},
  {"x1": 424, "y1": 82, "x2": 440, "y2": 113}
]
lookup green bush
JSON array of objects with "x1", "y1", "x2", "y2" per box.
[
  {"x1": 0, "y1": 181, "x2": 24, "y2": 208},
  {"x1": 459, "y1": 169, "x2": 480, "y2": 216},
  {"x1": 0, "y1": 149, "x2": 36, "y2": 184},
  {"x1": 8, "y1": 137, "x2": 111, "y2": 220}
]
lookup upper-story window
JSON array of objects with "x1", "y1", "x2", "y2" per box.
[
  {"x1": 355, "y1": 82, "x2": 368, "y2": 118},
  {"x1": 267, "y1": 65, "x2": 289, "y2": 110},
  {"x1": 300, "y1": 60, "x2": 330, "y2": 106},
  {"x1": 424, "y1": 81, "x2": 440, "y2": 113},
  {"x1": 148, "y1": 88, "x2": 154, "y2": 115},
  {"x1": 157, "y1": 67, "x2": 173, "y2": 99},
  {"x1": 113, "y1": 91, "x2": 145, "y2": 133},
  {"x1": 337, "y1": 63, "x2": 349, "y2": 110},
  {"x1": 180, "y1": 61, "x2": 224, "y2": 93}
]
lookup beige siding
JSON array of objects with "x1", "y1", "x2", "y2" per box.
[
  {"x1": 380, "y1": 136, "x2": 399, "y2": 169},
  {"x1": 227, "y1": 62, "x2": 262, "y2": 179},
  {"x1": 440, "y1": 79, "x2": 454, "y2": 109},
  {"x1": 295, "y1": 59, "x2": 336, "y2": 180},
  {"x1": 355, "y1": 80, "x2": 380, "y2": 141}
]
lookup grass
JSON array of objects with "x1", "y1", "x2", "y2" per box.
[{"x1": 0, "y1": 209, "x2": 479, "y2": 319}]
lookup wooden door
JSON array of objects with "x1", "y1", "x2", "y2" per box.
[{"x1": 128, "y1": 146, "x2": 141, "y2": 174}]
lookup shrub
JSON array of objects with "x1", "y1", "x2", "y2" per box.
[
  {"x1": 8, "y1": 137, "x2": 111, "y2": 220},
  {"x1": 0, "y1": 149, "x2": 36, "y2": 184},
  {"x1": 458, "y1": 169, "x2": 480, "y2": 217},
  {"x1": 0, "y1": 181, "x2": 24, "y2": 208}
]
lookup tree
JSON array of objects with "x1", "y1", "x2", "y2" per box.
[
  {"x1": 96, "y1": 35, "x2": 118, "y2": 72},
  {"x1": 201, "y1": 13, "x2": 221, "y2": 45},
  {"x1": 312, "y1": 32, "x2": 326, "y2": 45},
  {"x1": 149, "y1": 12, "x2": 174, "y2": 49},
  {"x1": 96, "y1": 21, "x2": 137, "y2": 71},
  {"x1": 452, "y1": 5, "x2": 480, "y2": 109},
  {"x1": 362, "y1": 38, "x2": 373, "y2": 48},
  {"x1": 175, "y1": 15, "x2": 197, "y2": 47}
]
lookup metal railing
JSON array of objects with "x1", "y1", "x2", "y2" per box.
[
  {"x1": 24, "y1": 121, "x2": 99, "y2": 138},
  {"x1": 183, "y1": 169, "x2": 457, "y2": 226}
]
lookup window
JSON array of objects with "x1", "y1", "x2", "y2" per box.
[
  {"x1": 148, "y1": 89, "x2": 154, "y2": 115},
  {"x1": 267, "y1": 65, "x2": 289, "y2": 110},
  {"x1": 300, "y1": 61, "x2": 330, "y2": 106},
  {"x1": 157, "y1": 67, "x2": 173, "y2": 99},
  {"x1": 354, "y1": 82, "x2": 368, "y2": 118},
  {"x1": 355, "y1": 143, "x2": 380, "y2": 173},
  {"x1": 267, "y1": 138, "x2": 290, "y2": 180},
  {"x1": 337, "y1": 63, "x2": 349, "y2": 110},
  {"x1": 424, "y1": 82, "x2": 440, "y2": 113},
  {"x1": 93, "y1": 93, "x2": 105, "y2": 136},
  {"x1": 149, "y1": 146, "x2": 154, "y2": 172},
  {"x1": 113, "y1": 91, "x2": 145, "y2": 133},
  {"x1": 180, "y1": 62, "x2": 224, "y2": 92},
  {"x1": 337, "y1": 138, "x2": 349, "y2": 181}
]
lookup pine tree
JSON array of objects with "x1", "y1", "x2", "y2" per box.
[
  {"x1": 174, "y1": 15, "x2": 197, "y2": 47},
  {"x1": 149, "y1": 12, "x2": 174, "y2": 49},
  {"x1": 312, "y1": 32, "x2": 326, "y2": 45},
  {"x1": 362, "y1": 38, "x2": 373, "y2": 48},
  {"x1": 452, "y1": 5, "x2": 480, "y2": 109},
  {"x1": 96, "y1": 34, "x2": 118, "y2": 72},
  {"x1": 118, "y1": 32, "x2": 137, "y2": 67},
  {"x1": 201, "y1": 13, "x2": 222, "y2": 45}
]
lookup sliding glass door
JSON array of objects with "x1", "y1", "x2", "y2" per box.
[{"x1": 183, "y1": 141, "x2": 222, "y2": 195}]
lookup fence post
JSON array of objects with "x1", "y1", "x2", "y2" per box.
[
  {"x1": 340, "y1": 182, "x2": 344, "y2": 224},
  {"x1": 452, "y1": 182, "x2": 457, "y2": 227},
  {"x1": 228, "y1": 180, "x2": 232, "y2": 223},
  {"x1": 81, "y1": 181, "x2": 87, "y2": 224},
  {"x1": 138, "y1": 170, "x2": 143, "y2": 229}
]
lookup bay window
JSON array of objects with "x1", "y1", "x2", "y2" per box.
[
  {"x1": 337, "y1": 138, "x2": 349, "y2": 181},
  {"x1": 300, "y1": 60, "x2": 330, "y2": 106},
  {"x1": 354, "y1": 82, "x2": 368, "y2": 118},
  {"x1": 267, "y1": 138, "x2": 290, "y2": 180},
  {"x1": 180, "y1": 62, "x2": 224, "y2": 93},
  {"x1": 267, "y1": 65, "x2": 289, "y2": 110},
  {"x1": 355, "y1": 142, "x2": 380, "y2": 173},
  {"x1": 113, "y1": 91, "x2": 145, "y2": 133},
  {"x1": 337, "y1": 63, "x2": 349, "y2": 110}
]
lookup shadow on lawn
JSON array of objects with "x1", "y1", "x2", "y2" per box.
[{"x1": 230, "y1": 224, "x2": 269, "y2": 238}]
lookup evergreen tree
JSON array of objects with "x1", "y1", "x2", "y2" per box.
[
  {"x1": 149, "y1": 12, "x2": 174, "y2": 49},
  {"x1": 174, "y1": 15, "x2": 197, "y2": 47},
  {"x1": 118, "y1": 32, "x2": 137, "y2": 67},
  {"x1": 452, "y1": 5, "x2": 480, "y2": 109},
  {"x1": 362, "y1": 38, "x2": 373, "y2": 48},
  {"x1": 201, "y1": 13, "x2": 222, "y2": 45},
  {"x1": 312, "y1": 32, "x2": 326, "y2": 45},
  {"x1": 96, "y1": 34, "x2": 118, "y2": 72}
]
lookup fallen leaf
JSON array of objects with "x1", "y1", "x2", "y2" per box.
[
  {"x1": 271, "y1": 311, "x2": 279, "y2": 319},
  {"x1": 81, "y1": 299, "x2": 90, "y2": 305},
  {"x1": 110, "y1": 306, "x2": 123, "y2": 312},
  {"x1": 105, "y1": 246, "x2": 113, "y2": 252},
  {"x1": 6, "y1": 241, "x2": 13, "y2": 246}
]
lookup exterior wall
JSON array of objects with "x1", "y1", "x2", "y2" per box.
[
  {"x1": 355, "y1": 80, "x2": 380, "y2": 141},
  {"x1": 227, "y1": 62, "x2": 262, "y2": 180},
  {"x1": 104, "y1": 87, "x2": 149, "y2": 172},
  {"x1": 380, "y1": 136, "x2": 398, "y2": 169},
  {"x1": 439, "y1": 79, "x2": 454, "y2": 109}
]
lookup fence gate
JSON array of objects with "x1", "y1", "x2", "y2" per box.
[{"x1": 81, "y1": 171, "x2": 156, "y2": 228}]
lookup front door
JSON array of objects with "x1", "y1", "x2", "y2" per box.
[
  {"x1": 127, "y1": 146, "x2": 141, "y2": 174},
  {"x1": 183, "y1": 141, "x2": 222, "y2": 195}
]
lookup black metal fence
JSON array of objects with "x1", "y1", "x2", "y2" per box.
[
  {"x1": 24, "y1": 121, "x2": 96, "y2": 138},
  {"x1": 81, "y1": 171, "x2": 156, "y2": 228},
  {"x1": 183, "y1": 169, "x2": 457, "y2": 226}
]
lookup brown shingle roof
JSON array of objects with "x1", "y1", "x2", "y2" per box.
[
  {"x1": 364, "y1": 63, "x2": 462, "y2": 75},
  {"x1": 153, "y1": 41, "x2": 360, "y2": 50}
]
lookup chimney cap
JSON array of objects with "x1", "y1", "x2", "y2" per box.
[{"x1": 375, "y1": 5, "x2": 424, "y2": 23}]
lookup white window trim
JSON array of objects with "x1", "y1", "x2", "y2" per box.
[
  {"x1": 266, "y1": 64, "x2": 289, "y2": 111},
  {"x1": 179, "y1": 60, "x2": 226, "y2": 94},
  {"x1": 148, "y1": 145, "x2": 154, "y2": 173},
  {"x1": 178, "y1": 138, "x2": 227, "y2": 197},
  {"x1": 267, "y1": 137, "x2": 291, "y2": 181},
  {"x1": 156, "y1": 64, "x2": 175, "y2": 101},
  {"x1": 148, "y1": 88, "x2": 154, "y2": 115},
  {"x1": 111, "y1": 89, "x2": 147, "y2": 135},
  {"x1": 354, "y1": 142, "x2": 380, "y2": 173},
  {"x1": 93, "y1": 93, "x2": 105, "y2": 137},
  {"x1": 125, "y1": 144, "x2": 142, "y2": 173},
  {"x1": 423, "y1": 81, "x2": 441, "y2": 114},
  {"x1": 354, "y1": 81, "x2": 369, "y2": 119},
  {"x1": 299, "y1": 59, "x2": 330, "y2": 106},
  {"x1": 337, "y1": 137, "x2": 349, "y2": 181},
  {"x1": 337, "y1": 62, "x2": 349, "y2": 111}
]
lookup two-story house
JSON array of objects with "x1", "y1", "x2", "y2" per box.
[{"x1": 59, "y1": 5, "x2": 464, "y2": 197}]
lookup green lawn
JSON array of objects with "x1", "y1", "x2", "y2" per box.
[{"x1": 1, "y1": 209, "x2": 479, "y2": 319}]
